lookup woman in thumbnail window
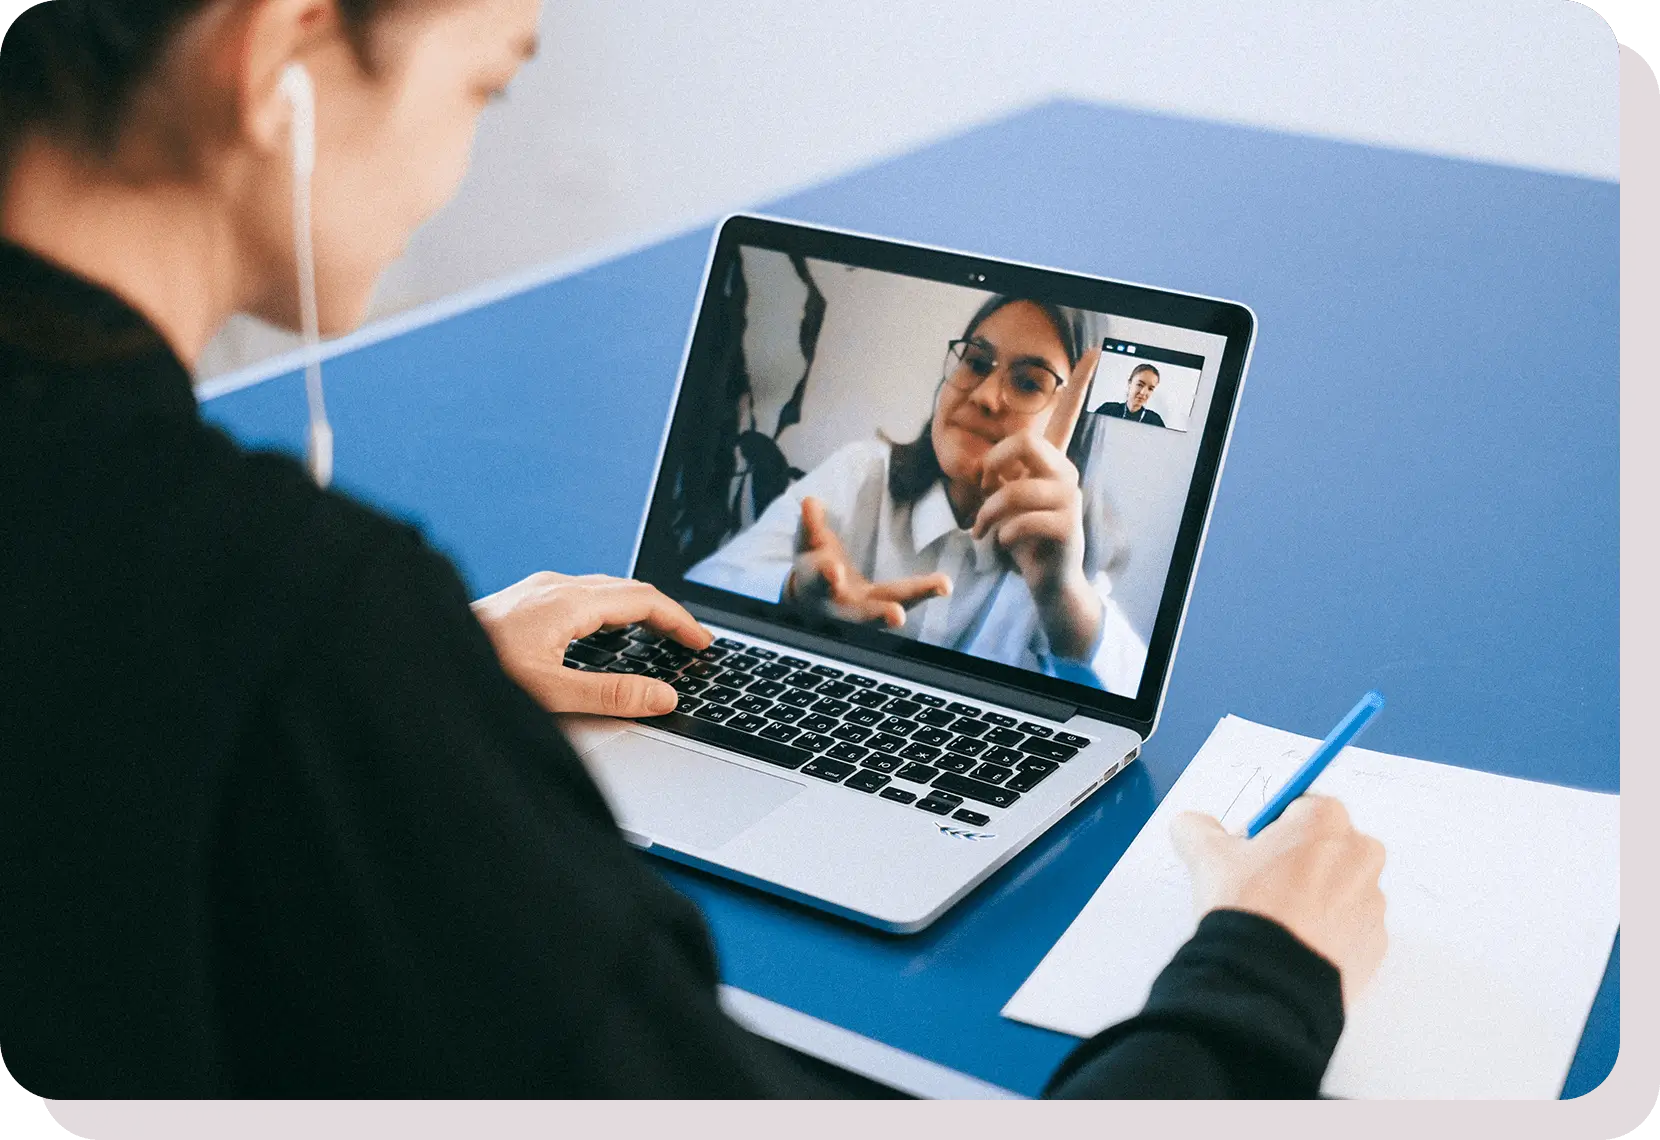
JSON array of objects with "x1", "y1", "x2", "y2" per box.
[{"x1": 687, "y1": 296, "x2": 1148, "y2": 696}]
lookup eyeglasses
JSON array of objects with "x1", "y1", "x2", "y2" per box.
[{"x1": 942, "y1": 338, "x2": 1067, "y2": 415}]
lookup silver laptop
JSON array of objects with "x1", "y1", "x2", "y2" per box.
[{"x1": 562, "y1": 214, "x2": 1255, "y2": 932}]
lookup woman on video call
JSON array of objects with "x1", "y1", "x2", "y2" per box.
[
  {"x1": 2, "y1": 0, "x2": 1385, "y2": 1101},
  {"x1": 688, "y1": 296, "x2": 1150, "y2": 696}
]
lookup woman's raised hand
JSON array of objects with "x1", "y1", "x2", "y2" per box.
[
  {"x1": 472, "y1": 572, "x2": 713, "y2": 718},
  {"x1": 787, "y1": 496, "x2": 952, "y2": 628},
  {"x1": 971, "y1": 348, "x2": 1102, "y2": 656}
]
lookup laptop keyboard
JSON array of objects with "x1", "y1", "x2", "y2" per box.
[{"x1": 565, "y1": 628, "x2": 1095, "y2": 827}]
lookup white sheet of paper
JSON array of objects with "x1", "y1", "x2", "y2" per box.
[{"x1": 1001, "y1": 715, "x2": 1620, "y2": 1099}]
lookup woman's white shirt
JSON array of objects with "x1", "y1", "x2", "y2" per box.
[{"x1": 685, "y1": 440, "x2": 1148, "y2": 697}]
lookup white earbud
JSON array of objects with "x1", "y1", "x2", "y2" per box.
[{"x1": 279, "y1": 62, "x2": 332, "y2": 488}]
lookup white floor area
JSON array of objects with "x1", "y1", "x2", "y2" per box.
[{"x1": 195, "y1": 0, "x2": 1618, "y2": 379}]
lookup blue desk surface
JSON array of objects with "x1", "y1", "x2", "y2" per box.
[{"x1": 205, "y1": 99, "x2": 1620, "y2": 1098}]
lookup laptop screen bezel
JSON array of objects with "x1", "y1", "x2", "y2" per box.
[{"x1": 631, "y1": 214, "x2": 1254, "y2": 734}]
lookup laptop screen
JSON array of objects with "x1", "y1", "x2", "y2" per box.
[{"x1": 635, "y1": 216, "x2": 1252, "y2": 726}]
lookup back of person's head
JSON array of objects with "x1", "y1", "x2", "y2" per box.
[{"x1": 0, "y1": 0, "x2": 540, "y2": 340}]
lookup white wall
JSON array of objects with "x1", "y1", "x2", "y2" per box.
[{"x1": 194, "y1": 0, "x2": 1618, "y2": 379}]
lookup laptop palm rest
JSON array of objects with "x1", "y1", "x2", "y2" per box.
[{"x1": 585, "y1": 731, "x2": 804, "y2": 853}]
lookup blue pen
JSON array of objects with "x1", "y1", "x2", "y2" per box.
[{"x1": 1244, "y1": 691, "x2": 1386, "y2": 838}]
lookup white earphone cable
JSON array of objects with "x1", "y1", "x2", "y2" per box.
[{"x1": 283, "y1": 64, "x2": 333, "y2": 488}]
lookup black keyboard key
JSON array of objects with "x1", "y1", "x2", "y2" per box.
[
  {"x1": 946, "y1": 736, "x2": 990, "y2": 758},
  {"x1": 845, "y1": 707, "x2": 884, "y2": 728},
  {"x1": 912, "y1": 726, "x2": 953, "y2": 747},
  {"x1": 877, "y1": 683, "x2": 913, "y2": 697},
  {"x1": 984, "y1": 727, "x2": 1025, "y2": 747},
  {"x1": 684, "y1": 661, "x2": 722, "y2": 679},
  {"x1": 1019, "y1": 722, "x2": 1053, "y2": 737},
  {"x1": 867, "y1": 733, "x2": 907, "y2": 754},
  {"x1": 670, "y1": 676, "x2": 709, "y2": 695},
  {"x1": 785, "y1": 670, "x2": 822, "y2": 689},
  {"x1": 802, "y1": 757, "x2": 856, "y2": 783},
  {"x1": 917, "y1": 708, "x2": 957, "y2": 728},
  {"x1": 644, "y1": 666, "x2": 679, "y2": 683},
  {"x1": 714, "y1": 637, "x2": 748, "y2": 650},
  {"x1": 828, "y1": 742, "x2": 870, "y2": 764},
  {"x1": 658, "y1": 647, "x2": 697, "y2": 668},
  {"x1": 693, "y1": 703, "x2": 735, "y2": 724},
  {"x1": 796, "y1": 732, "x2": 835, "y2": 753},
  {"x1": 934, "y1": 754, "x2": 976, "y2": 774},
  {"x1": 861, "y1": 753, "x2": 901, "y2": 774},
  {"x1": 1020, "y1": 738, "x2": 1080, "y2": 762},
  {"x1": 982, "y1": 713, "x2": 1018, "y2": 728},
  {"x1": 1017, "y1": 757, "x2": 1059, "y2": 776},
  {"x1": 607, "y1": 658, "x2": 651, "y2": 675},
  {"x1": 810, "y1": 664, "x2": 845, "y2": 678},
  {"x1": 845, "y1": 769, "x2": 891, "y2": 794},
  {"x1": 915, "y1": 795, "x2": 958, "y2": 816},
  {"x1": 897, "y1": 762, "x2": 940, "y2": 783},
  {"x1": 675, "y1": 696, "x2": 704, "y2": 715},
  {"x1": 946, "y1": 702, "x2": 983, "y2": 717},
  {"x1": 582, "y1": 630, "x2": 633, "y2": 653},
  {"x1": 984, "y1": 746, "x2": 1025, "y2": 766},
  {"x1": 900, "y1": 743, "x2": 942, "y2": 764},
  {"x1": 953, "y1": 809, "x2": 992, "y2": 827},
  {"x1": 697, "y1": 646, "x2": 730, "y2": 661},
  {"x1": 726, "y1": 655, "x2": 761, "y2": 673},
  {"x1": 767, "y1": 705, "x2": 807, "y2": 725},
  {"x1": 970, "y1": 763, "x2": 1014, "y2": 784},
  {"x1": 816, "y1": 680, "x2": 857, "y2": 700},
  {"x1": 850, "y1": 689, "x2": 889, "y2": 709},
  {"x1": 712, "y1": 669, "x2": 751, "y2": 687},
  {"x1": 657, "y1": 709, "x2": 808, "y2": 769},
  {"x1": 877, "y1": 716, "x2": 918, "y2": 736},
  {"x1": 629, "y1": 629, "x2": 665, "y2": 645},
  {"x1": 1055, "y1": 732, "x2": 1094, "y2": 749},
  {"x1": 749, "y1": 648, "x2": 779, "y2": 660},
  {"x1": 831, "y1": 723, "x2": 873, "y2": 744},
  {"x1": 812, "y1": 698, "x2": 852, "y2": 718},
  {"x1": 779, "y1": 687, "x2": 819, "y2": 708},
  {"x1": 912, "y1": 693, "x2": 946, "y2": 708},
  {"x1": 779, "y1": 656, "x2": 811, "y2": 669},
  {"x1": 932, "y1": 772, "x2": 1021, "y2": 808},
  {"x1": 950, "y1": 718, "x2": 991, "y2": 738},
  {"x1": 704, "y1": 686, "x2": 743, "y2": 705},
  {"x1": 845, "y1": 674, "x2": 877, "y2": 688},
  {"x1": 882, "y1": 699, "x2": 922, "y2": 719},
  {"x1": 760, "y1": 722, "x2": 803, "y2": 744},
  {"x1": 727, "y1": 713, "x2": 767, "y2": 734},
  {"x1": 880, "y1": 787, "x2": 918, "y2": 805},
  {"x1": 800, "y1": 714, "x2": 838, "y2": 734},
  {"x1": 563, "y1": 643, "x2": 615, "y2": 668},
  {"x1": 755, "y1": 662, "x2": 795, "y2": 681},
  {"x1": 745, "y1": 679, "x2": 787, "y2": 699},
  {"x1": 733, "y1": 696, "x2": 773, "y2": 716},
  {"x1": 1006, "y1": 767, "x2": 1055, "y2": 793}
]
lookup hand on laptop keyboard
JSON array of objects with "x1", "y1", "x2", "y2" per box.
[{"x1": 471, "y1": 572, "x2": 713, "y2": 718}]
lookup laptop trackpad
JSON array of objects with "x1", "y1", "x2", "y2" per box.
[{"x1": 586, "y1": 731, "x2": 804, "y2": 852}]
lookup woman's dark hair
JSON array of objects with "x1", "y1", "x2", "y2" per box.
[
  {"x1": 0, "y1": 0, "x2": 396, "y2": 181},
  {"x1": 887, "y1": 294, "x2": 1126, "y2": 578}
]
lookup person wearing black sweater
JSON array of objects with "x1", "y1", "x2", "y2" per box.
[{"x1": 0, "y1": 0, "x2": 1387, "y2": 1100}]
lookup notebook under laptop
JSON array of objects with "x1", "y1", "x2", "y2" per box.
[{"x1": 561, "y1": 214, "x2": 1255, "y2": 932}]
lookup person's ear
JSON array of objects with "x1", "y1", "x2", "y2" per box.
[{"x1": 222, "y1": 0, "x2": 338, "y2": 160}]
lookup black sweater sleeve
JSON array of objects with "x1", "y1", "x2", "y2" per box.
[
  {"x1": 209, "y1": 522, "x2": 835, "y2": 1098},
  {"x1": 1045, "y1": 909, "x2": 1346, "y2": 1098}
]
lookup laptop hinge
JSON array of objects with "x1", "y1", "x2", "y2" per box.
[{"x1": 691, "y1": 604, "x2": 1079, "y2": 722}]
